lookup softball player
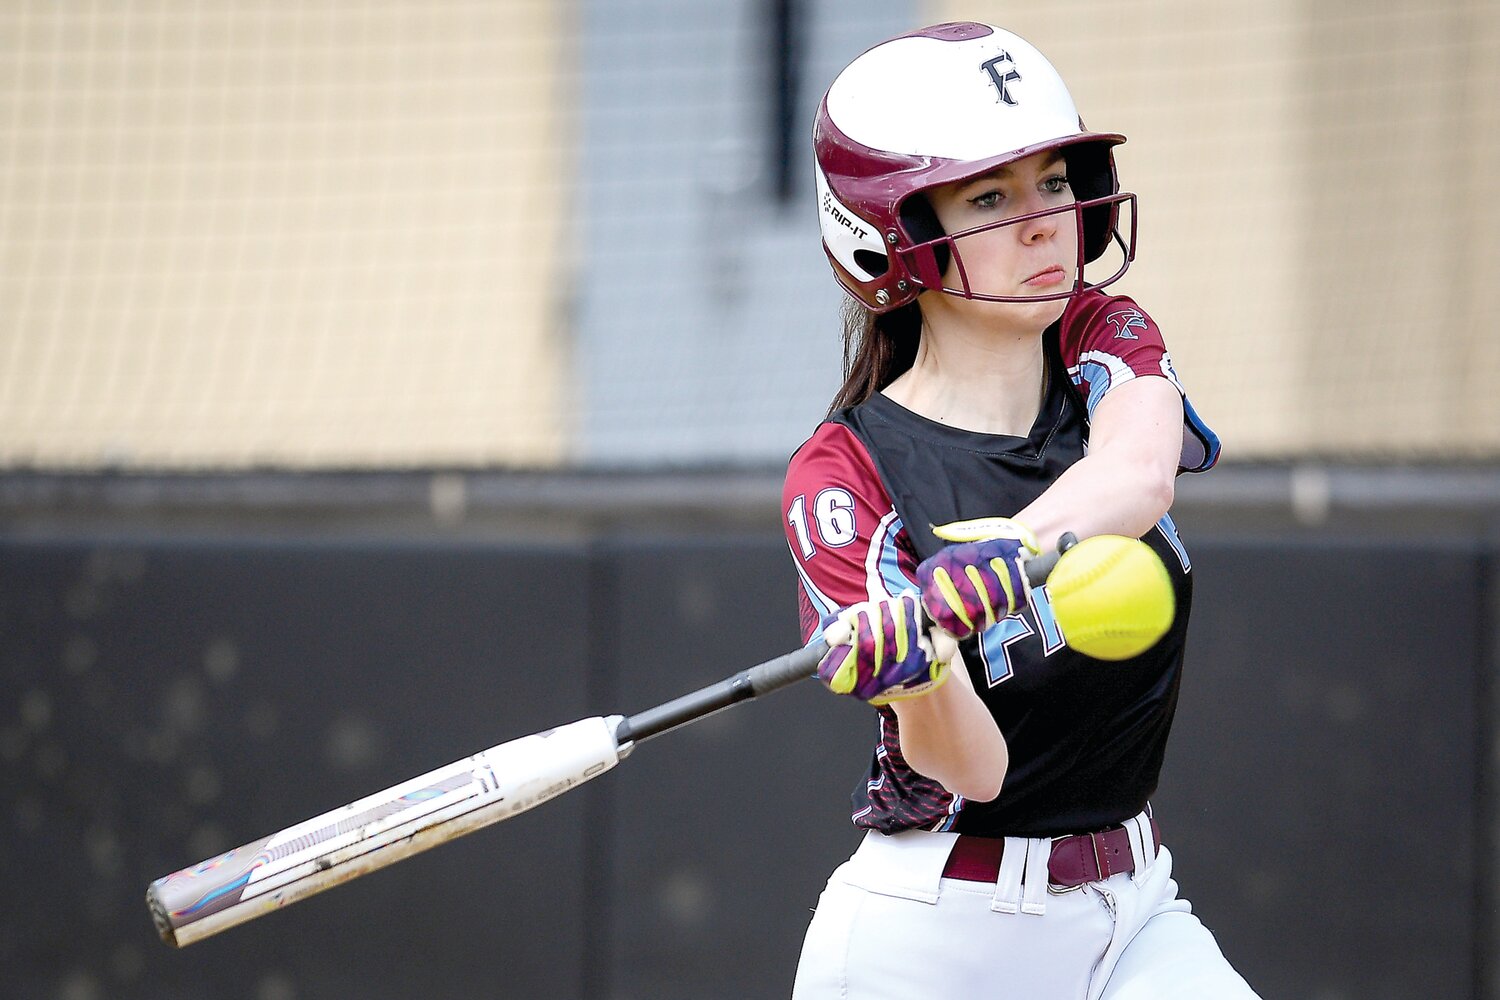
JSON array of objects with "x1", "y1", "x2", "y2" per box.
[{"x1": 783, "y1": 23, "x2": 1259, "y2": 999}]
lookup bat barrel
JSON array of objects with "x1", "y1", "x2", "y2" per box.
[{"x1": 146, "y1": 715, "x2": 624, "y2": 947}]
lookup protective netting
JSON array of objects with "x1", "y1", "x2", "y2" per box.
[
  {"x1": 2, "y1": 0, "x2": 1497, "y2": 468},
  {"x1": 0, "y1": 1, "x2": 569, "y2": 468}
]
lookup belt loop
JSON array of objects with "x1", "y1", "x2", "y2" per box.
[
  {"x1": 1125, "y1": 810, "x2": 1153, "y2": 883},
  {"x1": 1090, "y1": 830, "x2": 1110, "y2": 880},
  {"x1": 1020, "y1": 838, "x2": 1049, "y2": 916},
  {"x1": 990, "y1": 835, "x2": 1027, "y2": 914}
]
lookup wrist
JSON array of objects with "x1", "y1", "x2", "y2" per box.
[{"x1": 868, "y1": 661, "x2": 950, "y2": 705}]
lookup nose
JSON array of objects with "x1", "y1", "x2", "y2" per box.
[{"x1": 1015, "y1": 199, "x2": 1060, "y2": 245}]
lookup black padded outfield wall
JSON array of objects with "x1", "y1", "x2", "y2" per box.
[
  {"x1": 0, "y1": 538, "x2": 604, "y2": 1000},
  {"x1": 0, "y1": 504, "x2": 1492, "y2": 999}
]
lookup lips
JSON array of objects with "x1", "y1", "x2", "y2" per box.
[{"x1": 1023, "y1": 266, "x2": 1067, "y2": 287}]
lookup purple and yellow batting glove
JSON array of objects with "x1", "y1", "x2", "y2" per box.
[
  {"x1": 916, "y1": 517, "x2": 1041, "y2": 639},
  {"x1": 817, "y1": 593, "x2": 958, "y2": 705}
]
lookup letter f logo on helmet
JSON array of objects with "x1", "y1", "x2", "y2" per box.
[{"x1": 982, "y1": 52, "x2": 1022, "y2": 105}]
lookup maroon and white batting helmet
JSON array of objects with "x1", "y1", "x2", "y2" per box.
[{"x1": 813, "y1": 22, "x2": 1135, "y2": 313}]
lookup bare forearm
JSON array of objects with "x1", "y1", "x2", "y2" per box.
[
  {"x1": 889, "y1": 657, "x2": 1007, "y2": 802},
  {"x1": 1017, "y1": 448, "x2": 1174, "y2": 548},
  {"x1": 1018, "y1": 377, "x2": 1181, "y2": 547}
]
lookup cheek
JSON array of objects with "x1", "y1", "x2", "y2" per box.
[
  {"x1": 1057, "y1": 211, "x2": 1081, "y2": 259},
  {"x1": 948, "y1": 229, "x2": 1016, "y2": 274}
]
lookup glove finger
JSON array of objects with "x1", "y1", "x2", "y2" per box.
[
  {"x1": 888, "y1": 595, "x2": 913, "y2": 665},
  {"x1": 923, "y1": 599, "x2": 972, "y2": 638},
  {"x1": 924, "y1": 564, "x2": 978, "y2": 634},
  {"x1": 978, "y1": 558, "x2": 1030, "y2": 621},
  {"x1": 855, "y1": 606, "x2": 883, "y2": 681},
  {"x1": 817, "y1": 643, "x2": 860, "y2": 695},
  {"x1": 962, "y1": 563, "x2": 1000, "y2": 629},
  {"x1": 887, "y1": 597, "x2": 926, "y2": 684},
  {"x1": 931, "y1": 517, "x2": 1040, "y2": 554},
  {"x1": 998, "y1": 551, "x2": 1034, "y2": 611}
]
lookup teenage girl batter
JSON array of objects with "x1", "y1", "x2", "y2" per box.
[{"x1": 783, "y1": 22, "x2": 1260, "y2": 999}]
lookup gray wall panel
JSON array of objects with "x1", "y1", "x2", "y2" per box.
[{"x1": 571, "y1": 0, "x2": 915, "y2": 465}]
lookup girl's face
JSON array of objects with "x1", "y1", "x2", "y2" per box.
[{"x1": 923, "y1": 150, "x2": 1079, "y2": 326}]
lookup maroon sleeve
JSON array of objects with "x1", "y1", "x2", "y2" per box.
[
  {"x1": 1058, "y1": 289, "x2": 1186, "y2": 418},
  {"x1": 782, "y1": 422, "x2": 920, "y2": 644},
  {"x1": 1058, "y1": 289, "x2": 1221, "y2": 473}
]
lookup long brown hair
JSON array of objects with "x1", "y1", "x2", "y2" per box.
[{"x1": 827, "y1": 297, "x2": 922, "y2": 414}]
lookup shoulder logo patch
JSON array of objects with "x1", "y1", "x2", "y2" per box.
[{"x1": 1104, "y1": 308, "x2": 1148, "y2": 340}]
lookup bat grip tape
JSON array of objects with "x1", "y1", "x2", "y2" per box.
[{"x1": 615, "y1": 641, "x2": 824, "y2": 748}]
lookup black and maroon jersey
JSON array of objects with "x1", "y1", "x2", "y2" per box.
[{"x1": 782, "y1": 289, "x2": 1219, "y2": 839}]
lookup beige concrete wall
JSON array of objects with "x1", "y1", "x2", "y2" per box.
[
  {"x1": 1463, "y1": 2, "x2": 1500, "y2": 453},
  {"x1": 1298, "y1": 3, "x2": 1497, "y2": 455},
  {"x1": 0, "y1": 2, "x2": 568, "y2": 468},
  {"x1": 934, "y1": 0, "x2": 1500, "y2": 457}
]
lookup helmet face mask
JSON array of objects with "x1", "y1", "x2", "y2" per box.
[
  {"x1": 899, "y1": 191, "x2": 1136, "y2": 304},
  {"x1": 813, "y1": 22, "x2": 1136, "y2": 313}
]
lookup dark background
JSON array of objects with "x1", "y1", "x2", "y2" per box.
[{"x1": 2, "y1": 465, "x2": 1495, "y2": 1000}]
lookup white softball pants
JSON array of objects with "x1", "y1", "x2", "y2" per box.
[{"x1": 790, "y1": 812, "x2": 1259, "y2": 1000}]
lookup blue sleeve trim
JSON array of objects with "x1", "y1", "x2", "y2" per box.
[{"x1": 1179, "y1": 395, "x2": 1221, "y2": 474}]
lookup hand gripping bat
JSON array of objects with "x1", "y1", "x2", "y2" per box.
[{"x1": 145, "y1": 543, "x2": 1070, "y2": 948}]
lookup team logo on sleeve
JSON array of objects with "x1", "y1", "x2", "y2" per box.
[{"x1": 1104, "y1": 308, "x2": 1148, "y2": 340}]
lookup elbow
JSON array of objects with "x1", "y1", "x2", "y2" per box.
[
  {"x1": 948, "y1": 778, "x2": 1004, "y2": 804},
  {"x1": 902, "y1": 743, "x2": 1007, "y2": 802},
  {"x1": 939, "y1": 761, "x2": 1007, "y2": 803},
  {"x1": 1125, "y1": 465, "x2": 1175, "y2": 536},
  {"x1": 1147, "y1": 470, "x2": 1175, "y2": 524}
]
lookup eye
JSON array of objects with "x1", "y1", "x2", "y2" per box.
[
  {"x1": 1042, "y1": 174, "x2": 1071, "y2": 194},
  {"x1": 968, "y1": 190, "x2": 1003, "y2": 209}
]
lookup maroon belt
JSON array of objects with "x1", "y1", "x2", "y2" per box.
[{"x1": 940, "y1": 817, "x2": 1161, "y2": 890}]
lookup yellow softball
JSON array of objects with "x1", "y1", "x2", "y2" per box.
[{"x1": 1046, "y1": 535, "x2": 1175, "y2": 661}]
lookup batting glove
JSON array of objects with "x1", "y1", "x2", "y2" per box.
[
  {"x1": 917, "y1": 517, "x2": 1040, "y2": 639},
  {"x1": 817, "y1": 593, "x2": 959, "y2": 705}
]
